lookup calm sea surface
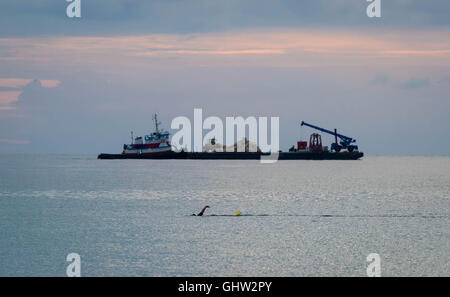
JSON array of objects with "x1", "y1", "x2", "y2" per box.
[{"x1": 0, "y1": 155, "x2": 448, "y2": 276}]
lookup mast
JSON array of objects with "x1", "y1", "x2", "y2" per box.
[{"x1": 152, "y1": 114, "x2": 161, "y2": 134}]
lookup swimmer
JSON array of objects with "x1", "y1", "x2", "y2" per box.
[{"x1": 192, "y1": 205, "x2": 210, "y2": 216}]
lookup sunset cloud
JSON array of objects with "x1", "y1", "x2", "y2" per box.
[
  {"x1": 40, "y1": 80, "x2": 61, "y2": 88},
  {"x1": 1, "y1": 29, "x2": 450, "y2": 70},
  {"x1": 380, "y1": 50, "x2": 450, "y2": 56},
  {"x1": 0, "y1": 105, "x2": 16, "y2": 111},
  {"x1": 0, "y1": 78, "x2": 32, "y2": 88},
  {"x1": 135, "y1": 49, "x2": 285, "y2": 56},
  {"x1": 0, "y1": 138, "x2": 29, "y2": 144},
  {"x1": 0, "y1": 91, "x2": 21, "y2": 105},
  {"x1": 0, "y1": 78, "x2": 60, "y2": 89},
  {"x1": 0, "y1": 78, "x2": 60, "y2": 110}
]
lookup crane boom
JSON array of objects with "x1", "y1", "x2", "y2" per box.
[
  {"x1": 300, "y1": 121, "x2": 358, "y2": 152},
  {"x1": 301, "y1": 121, "x2": 354, "y2": 142}
]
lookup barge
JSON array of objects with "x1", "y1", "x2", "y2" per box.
[
  {"x1": 97, "y1": 114, "x2": 363, "y2": 160},
  {"x1": 98, "y1": 151, "x2": 363, "y2": 160}
]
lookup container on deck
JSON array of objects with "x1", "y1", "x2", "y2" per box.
[{"x1": 297, "y1": 141, "x2": 307, "y2": 150}]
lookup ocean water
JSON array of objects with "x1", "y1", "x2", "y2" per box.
[{"x1": 0, "y1": 155, "x2": 448, "y2": 276}]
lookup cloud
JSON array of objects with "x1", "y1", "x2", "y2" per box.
[
  {"x1": 0, "y1": 106, "x2": 16, "y2": 111},
  {"x1": 0, "y1": 91, "x2": 21, "y2": 105},
  {"x1": 0, "y1": 138, "x2": 29, "y2": 144},
  {"x1": 0, "y1": 78, "x2": 60, "y2": 89},
  {"x1": 400, "y1": 78, "x2": 430, "y2": 89},
  {"x1": 135, "y1": 49, "x2": 285, "y2": 56},
  {"x1": 369, "y1": 75, "x2": 433, "y2": 90},
  {"x1": 0, "y1": 78, "x2": 60, "y2": 110},
  {"x1": 381, "y1": 50, "x2": 450, "y2": 56},
  {"x1": 0, "y1": 78, "x2": 32, "y2": 88},
  {"x1": 40, "y1": 79, "x2": 61, "y2": 88},
  {"x1": 1, "y1": 29, "x2": 450, "y2": 70}
]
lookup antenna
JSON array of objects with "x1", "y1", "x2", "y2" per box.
[{"x1": 152, "y1": 114, "x2": 161, "y2": 133}]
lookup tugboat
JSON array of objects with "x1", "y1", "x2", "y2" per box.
[
  {"x1": 122, "y1": 114, "x2": 171, "y2": 155},
  {"x1": 98, "y1": 114, "x2": 184, "y2": 159}
]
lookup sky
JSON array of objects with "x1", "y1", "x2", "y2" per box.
[{"x1": 0, "y1": 0, "x2": 449, "y2": 155}]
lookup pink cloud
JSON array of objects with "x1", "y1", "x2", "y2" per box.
[
  {"x1": 0, "y1": 78, "x2": 32, "y2": 88},
  {"x1": 0, "y1": 78, "x2": 60, "y2": 112},
  {"x1": 380, "y1": 49, "x2": 450, "y2": 56},
  {"x1": 135, "y1": 49, "x2": 285, "y2": 56},
  {"x1": 1, "y1": 29, "x2": 449, "y2": 70},
  {"x1": 0, "y1": 91, "x2": 21, "y2": 105},
  {"x1": 0, "y1": 78, "x2": 60, "y2": 89},
  {"x1": 0, "y1": 106, "x2": 16, "y2": 111},
  {"x1": 0, "y1": 138, "x2": 29, "y2": 145},
  {"x1": 40, "y1": 80, "x2": 61, "y2": 88}
]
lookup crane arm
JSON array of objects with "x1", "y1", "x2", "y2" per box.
[{"x1": 300, "y1": 121, "x2": 355, "y2": 143}]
